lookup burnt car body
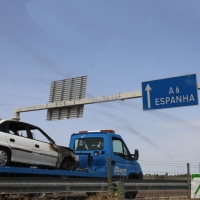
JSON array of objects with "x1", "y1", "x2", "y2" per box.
[{"x1": 0, "y1": 119, "x2": 79, "y2": 170}]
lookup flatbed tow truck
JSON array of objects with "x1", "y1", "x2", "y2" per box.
[{"x1": 0, "y1": 129, "x2": 143, "y2": 199}]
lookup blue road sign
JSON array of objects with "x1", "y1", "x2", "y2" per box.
[{"x1": 142, "y1": 74, "x2": 198, "y2": 110}]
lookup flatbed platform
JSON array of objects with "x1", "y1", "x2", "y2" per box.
[{"x1": 0, "y1": 166, "x2": 108, "y2": 178}]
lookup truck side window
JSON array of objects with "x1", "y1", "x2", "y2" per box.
[{"x1": 112, "y1": 138, "x2": 130, "y2": 159}]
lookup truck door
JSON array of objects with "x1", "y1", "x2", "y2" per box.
[{"x1": 111, "y1": 137, "x2": 133, "y2": 177}]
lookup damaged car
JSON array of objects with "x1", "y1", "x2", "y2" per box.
[{"x1": 0, "y1": 119, "x2": 79, "y2": 170}]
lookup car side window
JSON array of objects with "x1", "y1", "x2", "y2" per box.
[
  {"x1": 9, "y1": 130, "x2": 15, "y2": 135},
  {"x1": 20, "y1": 130, "x2": 29, "y2": 138},
  {"x1": 8, "y1": 122, "x2": 29, "y2": 137},
  {"x1": 29, "y1": 128, "x2": 50, "y2": 143},
  {"x1": 0, "y1": 121, "x2": 8, "y2": 133}
]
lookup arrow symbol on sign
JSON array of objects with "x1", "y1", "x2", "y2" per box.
[{"x1": 145, "y1": 84, "x2": 152, "y2": 108}]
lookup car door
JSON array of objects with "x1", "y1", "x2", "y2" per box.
[
  {"x1": 28, "y1": 126, "x2": 58, "y2": 167},
  {"x1": 6, "y1": 121, "x2": 33, "y2": 164},
  {"x1": 0, "y1": 121, "x2": 9, "y2": 147}
]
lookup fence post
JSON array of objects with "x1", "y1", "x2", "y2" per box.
[
  {"x1": 114, "y1": 181, "x2": 125, "y2": 200},
  {"x1": 187, "y1": 163, "x2": 191, "y2": 199}
]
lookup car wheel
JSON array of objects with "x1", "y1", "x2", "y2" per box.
[
  {"x1": 60, "y1": 157, "x2": 74, "y2": 170},
  {"x1": 0, "y1": 149, "x2": 9, "y2": 166}
]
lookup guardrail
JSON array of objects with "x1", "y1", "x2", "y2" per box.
[
  {"x1": 0, "y1": 160, "x2": 192, "y2": 199},
  {"x1": 0, "y1": 161, "x2": 192, "y2": 199},
  {"x1": 0, "y1": 177, "x2": 188, "y2": 194}
]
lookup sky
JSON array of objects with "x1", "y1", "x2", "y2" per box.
[{"x1": 0, "y1": 0, "x2": 200, "y2": 170}]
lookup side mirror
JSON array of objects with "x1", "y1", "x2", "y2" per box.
[{"x1": 133, "y1": 149, "x2": 139, "y2": 160}]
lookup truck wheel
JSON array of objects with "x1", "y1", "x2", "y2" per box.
[
  {"x1": 0, "y1": 194, "x2": 9, "y2": 199},
  {"x1": 0, "y1": 149, "x2": 10, "y2": 166},
  {"x1": 125, "y1": 191, "x2": 138, "y2": 199},
  {"x1": 125, "y1": 175, "x2": 138, "y2": 199},
  {"x1": 86, "y1": 192, "x2": 97, "y2": 197},
  {"x1": 60, "y1": 157, "x2": 74, "y2": 170},
  {"x1": 22, "y1": 193, "x2": 46, "y2": 199}
]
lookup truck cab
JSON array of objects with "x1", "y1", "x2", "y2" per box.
[{"x1": 69, "y1": 130, "x2": 143, "y2": 180}]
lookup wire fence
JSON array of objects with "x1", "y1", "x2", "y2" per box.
[{"x1": 140, "y1": 159, "x2": 200, "y2": 176}]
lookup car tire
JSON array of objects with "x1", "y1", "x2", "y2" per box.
[
  {"x1": 0, "y1": 148, "x2": 10, "y2": 166},
  {"x1": 60, "y1": 157, "x2": 74, "y2": 170}
]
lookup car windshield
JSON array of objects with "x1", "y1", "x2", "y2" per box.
[{"x1": 74, "y1": 138, "x2": 104, "y2": 150}]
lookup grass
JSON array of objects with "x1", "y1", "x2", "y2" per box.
[
  {"x1": 86, "y1": 194, "x2": 190, "y2": 200},
  {"x1": 85, "y1": 190, "x2": 191, "y2": 200}
]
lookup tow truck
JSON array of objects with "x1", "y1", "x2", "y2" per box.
[
  {"x1": 0, "y1": 128, "x2": 143, "y2": 199},
  {"x1": 70, "y1": 130, "x2": 142, "y2": 180}
]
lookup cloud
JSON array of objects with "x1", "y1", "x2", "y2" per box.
[
  {"x1": 125, "y1": 125, "x2": 172, "y2": 159},
  {"x1": 0, "y1": 91, "x2": 46, "y2": 102},
  {"x1": 150, "y1": 111, "x2": 200, "y2": 134},
  {"x1": 156, "y1": 119, "x2": 200, "y2": 129},
  {"x1": 2, "y1": 31, "x2": 71, "y2": 79},
  {"x1": 85, "y1": 106, "x2": 172, "y2": 158},
  {"x1": 115, "y1": 100, "x2": 200, "y2": 134},
  {"x1": 0, "y1": 103, "x2": 13, "y2": 106},
  {"x1": 28, "y1": 51, "x2": 71, "y2": 78}
]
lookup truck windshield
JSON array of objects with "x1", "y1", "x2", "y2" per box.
[{"x1": 74, "y1": 138, "x2": 104, "y2": 150}]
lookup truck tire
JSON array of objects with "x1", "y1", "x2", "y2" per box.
[
  {"x1": 125, "y1": 191, "x2": 138, "y2": 199},
  {"x1": 21, "y1": 193, "x2": 46, "y2": 199},
  {"x1": 86, "y1": 192, "x2": 96, "y2": 197},
  {"x1": 0, "y1": 194, "x2": 9, "y2": 199},
  {"x1": 125, "y1": 175, "x2": 139, "y2": 199},
  {"x1": 60, "y1": 157, "x2": 74, "y2": 170},
  {"x1": 0, "y1": 148, "x2": 10, "y2": 166}
]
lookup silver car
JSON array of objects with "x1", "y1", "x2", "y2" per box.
[{"x1": 0, "y1": 119, "x2": 79, "y2": 170}]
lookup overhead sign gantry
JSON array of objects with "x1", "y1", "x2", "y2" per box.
[{"x1": 13, "y1": 74, "x2": 200, "y2": 121}]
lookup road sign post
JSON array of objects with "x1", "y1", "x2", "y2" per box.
[{"x1": 142, "y1": 74, "x2": 198, "y2": 110}]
